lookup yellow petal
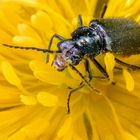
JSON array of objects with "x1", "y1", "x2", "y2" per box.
[
  {"x1": 124, "y1": 132, "x2": 138, "y2": 140},
  {"x1": 1, "y1": 61, "x2": 21, "y2": 86},
  {"x1": 29, "y1": 60, "x2": 78, "y2": 86},
  {"x1": 57, "y1": 117, "x2": 72, "y2": 137},
  {"x1": 31, "y1": 10, "x2": 53, "y2": 31},
  {"x1": 20, "y1": 118, "x2": 50, "y2": 139},
  {"x1": 17, "y1": 24, "x2": 41, "y2": 42},
  {"x1": 13, "y1": 35, "x2": 40, "y2": 47},
  {"x1": 37, "y1": 91, "x2": 58, "y2": 107},
  {"x1": 20, "y1": 95, "x2": 37, "y2": 105},
  {"x1": 123, "y1": 69, "x2": 134, "y2": 92}
]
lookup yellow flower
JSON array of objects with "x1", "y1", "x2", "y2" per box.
[{"x1": 0, "y1": 0, "x2": 139, "y2": 139}]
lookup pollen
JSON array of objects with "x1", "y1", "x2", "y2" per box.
[{"x1": 104, "y1": 52, "x2": 115, "y2": 83}]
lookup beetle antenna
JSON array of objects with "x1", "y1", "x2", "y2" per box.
[
  {"x1": 2, "y1": 44, "x2": 61, "y2": 54},
  {"x1": 100, "y1": 4, "x2": 107, "y2": 18},
  {"x1": 78, "y1": 15, "x2": 83, "y2": 27}
]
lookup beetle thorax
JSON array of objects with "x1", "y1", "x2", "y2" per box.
[{"x1": 75, "y1": 35, "x2": 101, "y2": 56}]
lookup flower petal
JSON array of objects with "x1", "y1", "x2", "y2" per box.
[
  {"x1": 37, "y1": 91, "x2": 58, "y2": 107},
  {"x1": 20, "y1": 95, "x2": 37, "y2": 105},
  {"x1": 31, "y1": 10, "x2": 53, "y2": 31},
  {"x1": 57, "y1": 117, "x2": 73, "y2": 138},
  {"x1": 13, "y1": 35, "x2": 40, "y2": 46},
  {"x1": 29, "y1": 60, "x2": 78, "y2": 86},
  {"x1": 17, "y1": 24, "x2": 41, "y2": 42},
  {"x1": 1, "y1": 61, "x2": 21, "y2": 86}
]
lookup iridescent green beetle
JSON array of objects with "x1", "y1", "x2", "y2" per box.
[{"x1": 3, "y1": 4, "x2": 140, "y2": 113}]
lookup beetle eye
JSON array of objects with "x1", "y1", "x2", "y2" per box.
[
  {"x1": 64, "y1": 47, "x2": 83, "y2": 65},
  {"x1": 71, "y1": 55, "x2": 80, "y2": 65},
  {"x1": 58, "y1": 40, "x2": 74, "y2": 51}
]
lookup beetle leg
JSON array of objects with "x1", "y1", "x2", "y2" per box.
[
  {"x1": 69, "y1": 64, "x2": 99, "y2": 92},
  {"x1": 66, "y1": 59, "x2": 92, "y2": 114},
  {"x1": 77, "y1": 15, "x2": 83, "y2": 27},
  {"x1": 84, "y1": 58, "x2": 109, "y2": 80},
  {"x1": 115, "y1": 58, "x2": 140, "y2": 70},
  {"x1": 84, "y1": 58, "x2": 92, "y2": 81},
  {"x1": 91, "y1": 57, "x2": 109, "y2": 79},
  {"x1": 67, "y1": 83, "x2": 85, "y2": 114},
  {"x1": 100, "y1": 4, "x2": 107, "y2": 18},
  {"x1": 46, "y1": 34, "x2": 65, "y2": 63},
  {"x1": 67, "y1": 63, "x2": 100, "y2": 114}
]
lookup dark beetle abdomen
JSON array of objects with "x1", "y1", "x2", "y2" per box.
[{"x1": 93, "y1": 18, "x2": 140, "y2": 56}]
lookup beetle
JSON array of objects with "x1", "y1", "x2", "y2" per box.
[{"x1": 3, "y1": 4, "x2": 140, "y2": 113}]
